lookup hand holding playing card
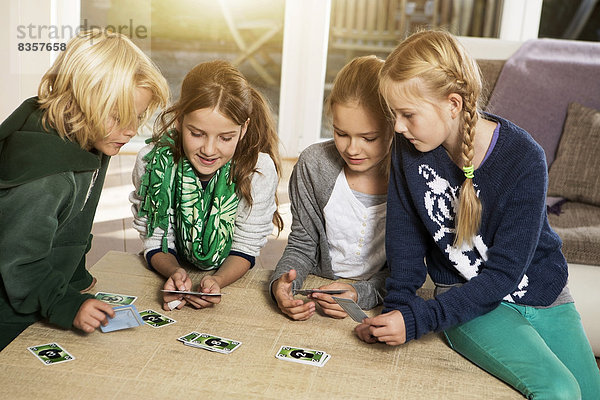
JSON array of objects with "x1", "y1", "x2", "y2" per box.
[
  {"x1": 162, "y1": 268, "x2": 192, "y2": 311},
  {"x1": 355, "y1": 310, "x2": 406, "y2": 346},
  {"x1": 272, "y1": 269, "x2": 315, "y2": 321},
  {"x1": 185, "y1": 275, "x2": 222, "y2": 309},
  {"x1": 354, "y1": 322, "x2": 378, "y2": 343},
  {"x1": 309, "y1": 282, "x2": 357, "y2": 319},
  {"x1": 73, "y1": 299, "x2": 115, "y2": 333}
]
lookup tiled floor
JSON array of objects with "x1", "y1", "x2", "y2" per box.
[{"x1": 88, "y1": 152, "x2": 295, "y2": 271}]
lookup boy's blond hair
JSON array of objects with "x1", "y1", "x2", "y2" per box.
[{"x1": 38, "y1": 29, "x2": 169, "y2": 149}]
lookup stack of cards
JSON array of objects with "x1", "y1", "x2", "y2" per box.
[
  {"x1": 100, "y1": 304, "x2": 144, "y2": 333},
  {"x1": 292, "y1": 288, "x2": 348, "y2": 296},
  {"x1": 139, "y1": 309, "x2": 176, "y2": 328},
  {"x1": 28, "y1": 343, "x2": 75, "y2": 365},
  {"x1": 161, "y1": 289, "x2": 224, "y2": 296},
  {"x1": 177, "y1": 332, "x2": 242, "y2": 354},
  {"x1": 275, "y1": 345, "x2": 330, "y2": 367}
]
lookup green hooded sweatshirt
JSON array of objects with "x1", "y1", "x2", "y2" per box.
[{"x1": 0, "y1": 97, "x2": 109, "y2": 335}]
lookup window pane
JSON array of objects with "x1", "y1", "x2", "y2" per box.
[
  {"x1": 322, "y1": 0, "x2": 505, "y2": 139},
  {"x1": 539, "y1": 0, "x2": 600, "y2": 41},
  {"x1": 81, "y1": 0, "x2": 285, "y2": 145}
]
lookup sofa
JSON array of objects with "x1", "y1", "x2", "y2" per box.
[{"x1": 476, "y1": 37, "x2": 600, "y2": 356}]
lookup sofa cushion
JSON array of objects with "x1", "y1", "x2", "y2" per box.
[
  {"x1": 548, "y1": 102, "x2": 600, "y2": 206},
  {"x1": 477, "y1": 59, "x2": 505, "y2": 110},
  {"x1": 485, "y1": 38, "x2": 600, "y2": 167},
  {"x1": 548, "y1": 202, "x2": 600, "y2": 266}
]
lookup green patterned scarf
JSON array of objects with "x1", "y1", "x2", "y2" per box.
[{"x1": 137, "y1": 136, "x2": 239, "y2": 270}]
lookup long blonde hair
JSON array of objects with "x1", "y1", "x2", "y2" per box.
[
  {"x1": 38, "y1": 28, "x2": 169, "y2": 149},
  {"x1": 153, "y1": 60, "x2": 283, "y2": 233},
  {"x1": 380, "y1": 30, "x2": 483, "y2": 246},
  {"x1": 325, "y1": 55, "x2": 394, "y2": 179}
]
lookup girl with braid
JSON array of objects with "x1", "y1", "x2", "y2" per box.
[
  {"x1": 355, "y1": 30, "x2": 600, "y2": 398},
  {"x1": 130, "y1": 60, "x2": 282, "y2": 311}
]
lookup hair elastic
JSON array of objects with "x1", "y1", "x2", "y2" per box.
[{"x1": 463, "y1": 165, "x2": 474, "y2": 179}]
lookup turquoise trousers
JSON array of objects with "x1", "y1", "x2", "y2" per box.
[{"x1": 445, "y1": 302, "x2": 600, "y2": 399}]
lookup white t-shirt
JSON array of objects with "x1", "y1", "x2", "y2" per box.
[{"x1": 323, "y1": 170, "x2": 387, "y2": 280}]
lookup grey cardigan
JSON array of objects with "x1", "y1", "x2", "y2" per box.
[{"x1": 270, "y1": 140, "x2": 388, "y2": 310}]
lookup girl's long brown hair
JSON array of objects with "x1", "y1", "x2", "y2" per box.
[{"x1": 153, "y1": 60, "x2": 283, "y2": 233}]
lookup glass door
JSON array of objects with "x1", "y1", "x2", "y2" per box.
[{"x1": 81, "y1": 0, "x2": 285, "y2": 149}]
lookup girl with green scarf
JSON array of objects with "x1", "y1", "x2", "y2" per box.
[{"x1": 131, "y1": 60, "x2": 283, "y2": 311}]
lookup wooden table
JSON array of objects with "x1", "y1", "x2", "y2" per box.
[{"x1": 0, "y1": 251, "x2": 520, "y2": 399}]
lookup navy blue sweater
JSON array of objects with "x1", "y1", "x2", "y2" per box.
[{"x1": 384, "y1": 114, "x2": 568, "y2": 342}]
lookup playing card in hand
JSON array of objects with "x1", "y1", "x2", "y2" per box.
[
  {"x1": 100, "y1": 304, "x2": 144, "y2": 332},
  {"x1": 332, "y1": 297, "x2": 368, "y2": 322}
]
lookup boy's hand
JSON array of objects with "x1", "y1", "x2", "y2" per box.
[
  {"x1": 185, "y1": 276, "x2": 222, "y2": 309},
  {"x1": 162, "y1": 268, "x2": 192, "y2": 311},
  {"x1": 309, "y1": 282, "x2": 357, "y2": 319},
  {"x1": 272, "y1": 269, "x2": 315, "y2": 321},
  {"x1": 354, "y1": 310, "x2": 406, "y2": 345},
  {"x1": 73, "y1": 299, "x2": 115, "y2": 333}
]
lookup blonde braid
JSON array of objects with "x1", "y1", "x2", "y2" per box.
[
  {"x1": 454, "y1": 90, "x2": 482, "y2": 247},
  {"x1": 379, "y1": 29, "x2": 484, "y2": 246}
]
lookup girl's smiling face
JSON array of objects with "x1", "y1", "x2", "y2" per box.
[
  {"x1": 332, "y1": 101, "x2": 391, "y2": 175},
  {"x1": 179, "y1": 108, "x2": 248, "y2": 181}
]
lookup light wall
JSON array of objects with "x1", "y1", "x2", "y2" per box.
[{"x1": 1, "y1": 0, "x2": 80, "y2": 120}]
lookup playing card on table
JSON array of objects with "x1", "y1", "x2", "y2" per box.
[
  {"x1": 275, "y1": 345, "x2": 330, "y2": 367},
  {"x1": 186, "y1": 333, "x2": 242, "y2": 354},
  {"x1": 95, "y1": 291, "x2": 137, "y2": 305},
  {"x1": 28, "y1": 343, "x2": 75, "y2": 365},
  {"x1": 177, "y1": 331, "x2": 201, "y2": 344},
  {"x1": 100, "y1": 304, "x2": 144, "y2": 333},
  {"x1": 293, "y1": 288, "x2": 348, "y2": 296},
  {"x1": 332, "y1": 297, "x2": 368, "y2": 322},
  {"x1": 139, "y1": 309, "x2": 176, "y2": 328}
]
